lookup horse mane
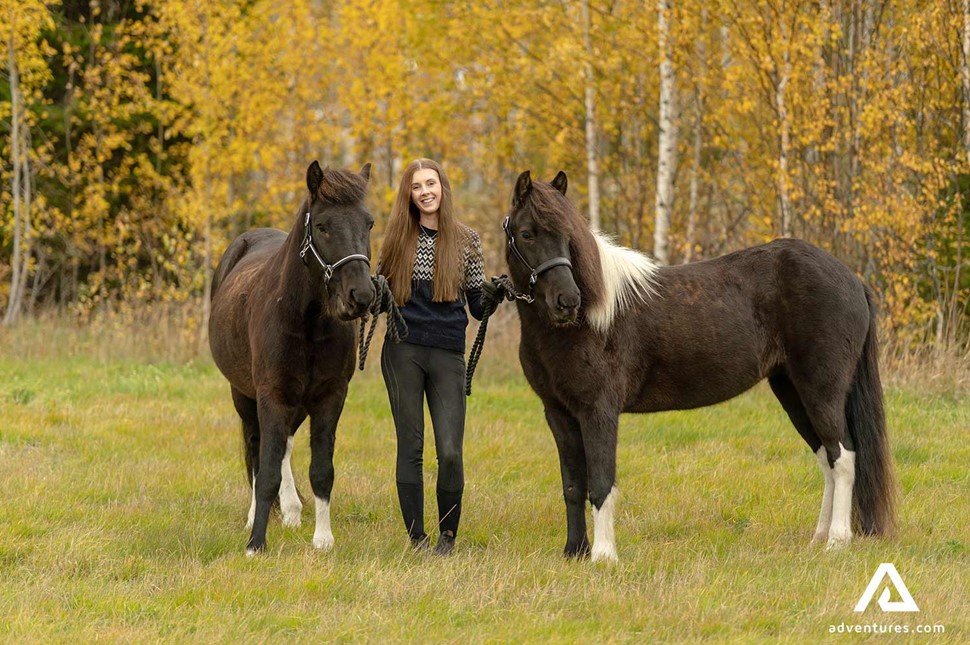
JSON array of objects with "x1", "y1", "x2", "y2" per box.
[
  {"x1": 316, "y1": 167, "x2": 368, "y2": 204},
  {"x1": 526, "y1": 182, "x2": 658, "y2": 333},
  {"x1": 585, "y1": 233, "x2": 659, "y2": 333}
]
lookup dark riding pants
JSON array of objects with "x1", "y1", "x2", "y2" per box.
[{"x1": 381, "y1": 340, "x2": 465, "y2": 539}]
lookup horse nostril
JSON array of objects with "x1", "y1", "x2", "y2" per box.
[
  {"x1": 350, "y1": 286, "x2": 375, "y2": 308},
  {"x1": 558, "y1": 293, "x2": 580, "y2": 310}
]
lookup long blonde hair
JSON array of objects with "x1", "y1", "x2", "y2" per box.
[{"x1": 380, "y1": 159, "x2": 467, "y2": 304}]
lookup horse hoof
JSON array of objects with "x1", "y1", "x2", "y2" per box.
[
  {"x1": 563, "y1": 543, "x2": 591, "y2": 559},
  {"x1": 246, "y1": 536, "x2": 266, "y2": 556},
  {"x1": 591, "y1": 543, "x2": 618, "y2": 564},
  {"x1": 826, "y1": 533, "x2": 852, "y2": 551},
  {"x1": 281, "y1": 511, "x2": 302, "y2": 528},
  {"x1": 313, "y1": 532, "x2": 335, "y2": 551}
]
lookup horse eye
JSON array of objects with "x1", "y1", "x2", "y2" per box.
[
  {"x1": 368, "y1": 221, "x2": 374, "y2": 231},
  {"x1": 520, "y1": 230, "x2": 533, "y2": 241}
]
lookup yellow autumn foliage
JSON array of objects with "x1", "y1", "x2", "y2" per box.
[{"x1": 0, "y1": 0, "x2": 966, "y2": 351}]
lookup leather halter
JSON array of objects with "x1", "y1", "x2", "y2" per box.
[
  {"x1": 503, "y1": 215, "x2": 572, "y2": 301},
  {"x1": 299, "y1": 211, "x2": 370, "y2": 283}
]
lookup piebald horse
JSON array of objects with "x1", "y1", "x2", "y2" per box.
[{"x1": 503, "y1": 170, "x2": 896, "y2": 562}]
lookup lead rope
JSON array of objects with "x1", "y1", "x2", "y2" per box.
[
  {"x1": 357, "y1": 275, "x2": 408, "y2": 371},
  {"x1": 465, "y1": 275, "x2": 528, "y2": 395}
]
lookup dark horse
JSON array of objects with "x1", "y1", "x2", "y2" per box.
[
  {"x1": 209, "y1": 161, "x2": 376, "y2": 555},
  {"x1": 503, "y1": 170, "x2": 896, "y2": 562}
]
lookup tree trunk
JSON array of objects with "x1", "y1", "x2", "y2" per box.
[
  {"x1": 202, "y1": 207, "x2": 213, "y2": 335},
  {"x1": 776, "y1": 16, "x2": 793, "y2": 238},
  {"x1": 17, "y1": 124, "x2": 34, "y2": 314},
  {"x1": 97, "y1": 119, "x2": 107, "y2": 310},
  {"x1": 955, "y1": 0, "x2": 970, "y2": 347},
  {"x1": 199, "y1": 11, "x2": 214, "y2": 351},
  {"x1": 654, "y1": 0, "x2": 677, "y2": 265},
  {"x1": 964, "y1": 0, "x2": 970, "y2": 159},
  {"x1": 811, "y1": 0, "x2": 832, "y2": 245},
  {"x1": 200, "y1": 152, "x2": 214, "y2": 352},
  {"x1": 580, "y1": 0, "x2": 600, "y2": 229},
  {"x1": 4, "y1": 29, "x2": 25, "y2": 326},
  {"x1": 949, "y1": 204, "x2": 964, "y2": 347},
  {"x1": 28, "y1": 248, "x2": 46, "y2": 312},
  {"x1": 684, "y1": 6, "x2": 707, "y2": 264}
]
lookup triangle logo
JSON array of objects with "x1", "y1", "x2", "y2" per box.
[{"x1": 854, "y1": 563, "x2": 920, "y2": 613}]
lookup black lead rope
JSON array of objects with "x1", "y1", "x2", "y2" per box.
[
  {"x1": 465, "y1": 275, "x2": 527, "y2": 395},
  {"x1": 357, "y1": 275, "x2": 408, "y2": 371}
]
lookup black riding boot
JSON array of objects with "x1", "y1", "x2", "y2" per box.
[
  {"x1": 397, "y1": 482, "x2": 427, "y2": 547},
  {"x1": 434, "y1": 487, "x2": 462, "y2": 555}
]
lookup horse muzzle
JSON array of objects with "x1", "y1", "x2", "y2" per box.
[
  {"x1": 336, "y1": 281, "x2": 377, "y2": 321},
  {"x1": 550, "y1": 291, "x2": 581, "y2": 326}
]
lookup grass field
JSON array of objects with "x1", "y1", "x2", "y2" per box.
[{"x1": 0, "y1": 321, "x2": 967, "y2": 642}]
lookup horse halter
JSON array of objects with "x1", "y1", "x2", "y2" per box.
[
  {"x1": 503, "y1": 215, "x2": 573, "y2": 302},
  {"x1": 299, "y1": 211, "x2": 371, "y2": 283}
]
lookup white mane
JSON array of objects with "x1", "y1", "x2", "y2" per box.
[{"x1": 583, "y1": 232, "x2": 659, "y2": 333}]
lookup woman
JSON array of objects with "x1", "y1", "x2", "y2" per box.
[{"x1": 379, "y1": 158, "x2": 487, "y2": 555}]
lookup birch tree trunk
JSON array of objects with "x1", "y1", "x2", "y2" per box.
[
  {"x1": 654, "y1": 0, "x2": 677, "y2": 265},
  {"x1": 776, "y1": 18, "x2": 793, "y2": 238},
  {"x1": 580, "y1": 0, "x2": 600, "y2": 229}
]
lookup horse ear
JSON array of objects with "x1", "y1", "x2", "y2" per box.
[
  {"x1": 513, "y1": 170, "x2": 532, "y2": 207},
  {"x1": 359, "y1": 162, "x2": 372, "y2": 182},
  {"x1": 307, "y1": 161, "x2": 324, "y2": 198},
  {"x1": 551, "y1": 170, "x2": 568, "y2": 195}
]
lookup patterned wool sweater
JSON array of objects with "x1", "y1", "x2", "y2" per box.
[{"x1": 396, "y1": 224, "x2": 485, "y2": 353}]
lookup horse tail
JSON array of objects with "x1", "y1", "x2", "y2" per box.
[
  {"x1": 845, "y1": 286, "x2": 897, "y2": 536},
  {"x1": 211, "y1": 236, "x2": 250, "y2": 300}
]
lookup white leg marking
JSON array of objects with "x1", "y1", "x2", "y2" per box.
[
  {"x1": 312, "y1": 496, "x2": 334, "y2": 550},
  {"x1": 590, "y1": 486, "x2": 619, "y2": 563},
  {"x1": 812, "y1": 447, "x2": 835, "y2": 544},
  {"x1": 827, "y1": 442, "x2": 855, "y2": 550},
  {"x1": 279, "y1": 437, "x2": 302, "y2": 527},
  {"x1": 247, "y1": 474, "x2": 256, "y2": 529}
]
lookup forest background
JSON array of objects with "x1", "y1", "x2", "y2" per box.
[{"x1": 2, "y1": 0, "x2": 969, "y2": 361}]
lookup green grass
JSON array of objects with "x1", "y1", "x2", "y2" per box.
[{"x1": 0, "y1": 338, "x2": 967, "y2": 642}]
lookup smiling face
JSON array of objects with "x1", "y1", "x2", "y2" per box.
[{"x1": 410, "y1": 168, "x2": 442, "y2": 217}]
